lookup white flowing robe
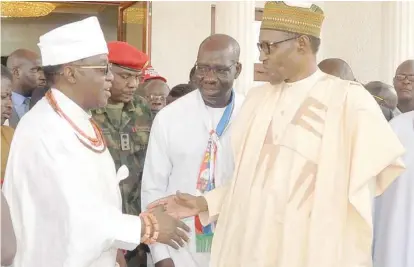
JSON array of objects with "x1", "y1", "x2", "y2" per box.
[
  {"x1": 141, "y1": 90, "x2": 244, "y2": 267},
  {"x1": 373, "y1": 111, "x2": 414, "y2": 267},
  {"x1": 2, "y1": 89, "x2": 142, "y2": 267}
]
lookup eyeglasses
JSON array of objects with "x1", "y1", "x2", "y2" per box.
[
  {"x1": 395, "y1": 74, "x2": 414, "y2": 82},
  {"x1": 194, "y1": 62, "x2": 237, "y2": 78},
  {"x1": 147, "y1": 95, "x2": 166, "y2": 102},
  {"x1": 257, "y1": 37, "x2": 297, "y2": 55},
  {"x1": 74, "y1": 63, "x2": 112, "y2": 76}
]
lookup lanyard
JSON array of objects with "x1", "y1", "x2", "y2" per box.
[
  {"x1": 196, "y1": 90, "x2": 235, "y2": 193},
  {"x1": 194, "y1": 90, "x2": 235, "y2": 253},
  {"x1": 214, "y1": 91, "x2": 235, "y2": 137}
]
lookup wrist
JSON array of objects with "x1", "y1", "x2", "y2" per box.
[
  {"x1": 196, "y1": 196, "x2": 208, "y2": 213},
  {"x1": 139, "y1": 212, "x2": 159, "y2": 245},
  {"x1": 140, "y1": 217, "x2": 145, "y2": 238}
]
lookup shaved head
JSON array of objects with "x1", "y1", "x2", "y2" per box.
[
  {"x1": 365, "y1": 81, "x2": 397, "y2": 110},
  {"x1": 143, "y1": 79, "x2": 170, "y2": 114},
  {"x1": 7, "y1": 49, "x2": 40, "y2": 69},
  {"x1": 196, "y1": 34, "x2": 242, "y2": 108},
  {"x1": 395, "y1": 59, "x2": 414, "y2": 75},
  {"x1": 198, "y1": 34, "x2": 240, "y2": 61},
  {"x1": 6, "y1": 49, "x2": 45, "y2": 96},
  {"x1": 393, "y1": 59, "x2": 414, "y2": 112},
  {"x1": 318, "y1": 58, "x2": 355, "y2": 81}
]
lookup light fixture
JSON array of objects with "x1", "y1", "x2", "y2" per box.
[
  {"x1": 124, "y1": 7, "x2": 146, "y2": 24},
  {"x1": 0, "y1": 1, "x2": 55, "y2": 18}
]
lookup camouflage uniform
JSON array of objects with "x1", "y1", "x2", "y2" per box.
[{"x1": 92, "y1": 95, "x2": 152, "y2": 266}]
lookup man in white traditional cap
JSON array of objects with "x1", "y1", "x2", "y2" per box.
[
  {"x1": 147, "y1": 2, "x2": 405, "y2": 267},
  {"x1": 373, "y1": 111, "x2": 414, "y2": 267},
  {"x1": 2, "y1": 17, "x2": 189, "y2": 267}
]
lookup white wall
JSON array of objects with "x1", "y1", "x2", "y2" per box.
[
  {"x1": 150, "y1": 1, "x2": 212, "y2": 87},
  {"x1": 252, "y1": 1, "x2": 385, "y2": 86},
  {"x1": 320, "y1": 1, "x2": 383, "y2": 84},
  {"x1": 255, "y1": 1, "x2": 410, "y2": 85}
]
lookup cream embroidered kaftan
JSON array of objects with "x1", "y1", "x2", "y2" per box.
[{"x1": 199, "y1": 71, "x2": 405, "y2": 267}]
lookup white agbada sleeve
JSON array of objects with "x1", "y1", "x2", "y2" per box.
[
  {"x1": 3, "y1": 127, "x2": 142, "y2": 267},
  {"x1": 141, "y1": 114, "x2": 172, "y2": 263}
]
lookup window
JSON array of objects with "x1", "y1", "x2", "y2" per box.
[{"x1": 118, "y1": 1, "x2": 151, "y2": 57}]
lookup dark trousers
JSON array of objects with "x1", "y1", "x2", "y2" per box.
[{"x1": 126, "y1": 244, "x2": 149, "y2": 267}]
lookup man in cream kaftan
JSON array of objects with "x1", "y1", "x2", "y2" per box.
[
  {"x1": 198, "y1": 70, "x2": 405, "y2": 267},
  {"x1": 149, "y1": 3, "x2": 405, "y2": 267},
  {"x1": 373, "y1": 111, "x2": 414, "y2": 267}
]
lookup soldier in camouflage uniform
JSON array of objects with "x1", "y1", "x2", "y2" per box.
[
  {"x1": 92, "y1": 41, "x2": 152, "y2": 267},
  {"x1": 93, "y1": 97, "x2": 152, "y2": 215}
]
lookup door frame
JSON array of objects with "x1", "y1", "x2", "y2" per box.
[
  {"x1": 117, "y1": 1, "x2": 152, "y2": 59},
  {"x1": 47, "y1": 1, "x2": 152, "y2": 59}
]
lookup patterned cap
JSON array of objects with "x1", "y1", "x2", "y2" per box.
[
  {"x1": 142, "y1": 65, "x2": 167, "y2": 83},
  {"x1": 108, "y1": 41, "x2": 149, "y2": 71},
  {"x1": 261, "y1": 1, "x2": 325, "y2": 38}
]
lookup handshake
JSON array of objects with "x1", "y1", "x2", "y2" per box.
[{"x1": 139, "y1": 192, "x2": 208, "y2": 249}]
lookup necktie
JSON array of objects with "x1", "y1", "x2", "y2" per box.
[{"x1": 23, "y1": 98, "x2": 31, "y2": 114}]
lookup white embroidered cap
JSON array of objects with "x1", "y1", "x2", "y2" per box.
[
  {"x1": 284, "y1": 2, "x2": 313, "y2": 8},
  {"x1": 38, "y1": 16, "x2": 108, "y2": 66}
]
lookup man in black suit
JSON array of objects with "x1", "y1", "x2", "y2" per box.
[
  {"x1": 29, "y1": 86, "x2": 49, "y2": 110},
  {"x1": 6, "y1": 49, "x2": 46, "y2": 128}
]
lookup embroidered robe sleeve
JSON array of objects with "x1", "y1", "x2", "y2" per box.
[
  {"x1": 199, "y1": 179, "x2": 232, "y2": 226},
  {"x1": 141, "y1": 114, "x2": 172, "y2": 263},
  {"x1": 346, "y1": 84, "x2": 405, "y2": 205},
  {"x1": 331, "y1": 83, "x2": 405, "y2": 266}
]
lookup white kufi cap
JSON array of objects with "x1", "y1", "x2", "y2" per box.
[{"x1": 38, "y1": 16, "x2": 108, "y2": 66}]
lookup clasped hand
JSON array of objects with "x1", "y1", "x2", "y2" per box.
[
  {"x1": 147, "y1": 191, "x2": 201, "y2": 219},
  {"x1": 144, "y1": 192, "x2": 200, "y2": 250}
]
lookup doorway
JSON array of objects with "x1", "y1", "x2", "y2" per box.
[{"x1": 1, "y1": 1, "x2": 152, "y2": 59}]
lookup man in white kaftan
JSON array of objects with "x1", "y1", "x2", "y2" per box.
[
  {"x1": 2, "y1": 17, "x2": 188, "y2": 267},
  {"x1": 373, "y1": 111, "x2": 414, "y2": 267},
  {"x1": 141, "y1": 34, "x2": 244, "y2": 267}
]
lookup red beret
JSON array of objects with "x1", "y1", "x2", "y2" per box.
[
  {"x1": 107, "y1": 41, "x2": 149, "y2": 71},
  {"x1": 142, "y1": 65, "x2": 167, "y2": 83}
]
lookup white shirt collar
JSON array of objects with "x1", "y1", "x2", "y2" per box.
[
  {"x1": 12, "y1": 92, "x2": 30, "y2": 106},
  {"x1": 284, "y1": 69, "x2": 324, "y2": 88}
]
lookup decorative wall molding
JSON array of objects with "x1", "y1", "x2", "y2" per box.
[
  {"x1": 214, "y1": 1, "x2": 256, "y2": 95},
  {"x1": 381, "y1": 1, "x2": 414, "y2": 84},
  {"x1": 211, "y1": 4, "x2": 216, "y2": 35}
]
